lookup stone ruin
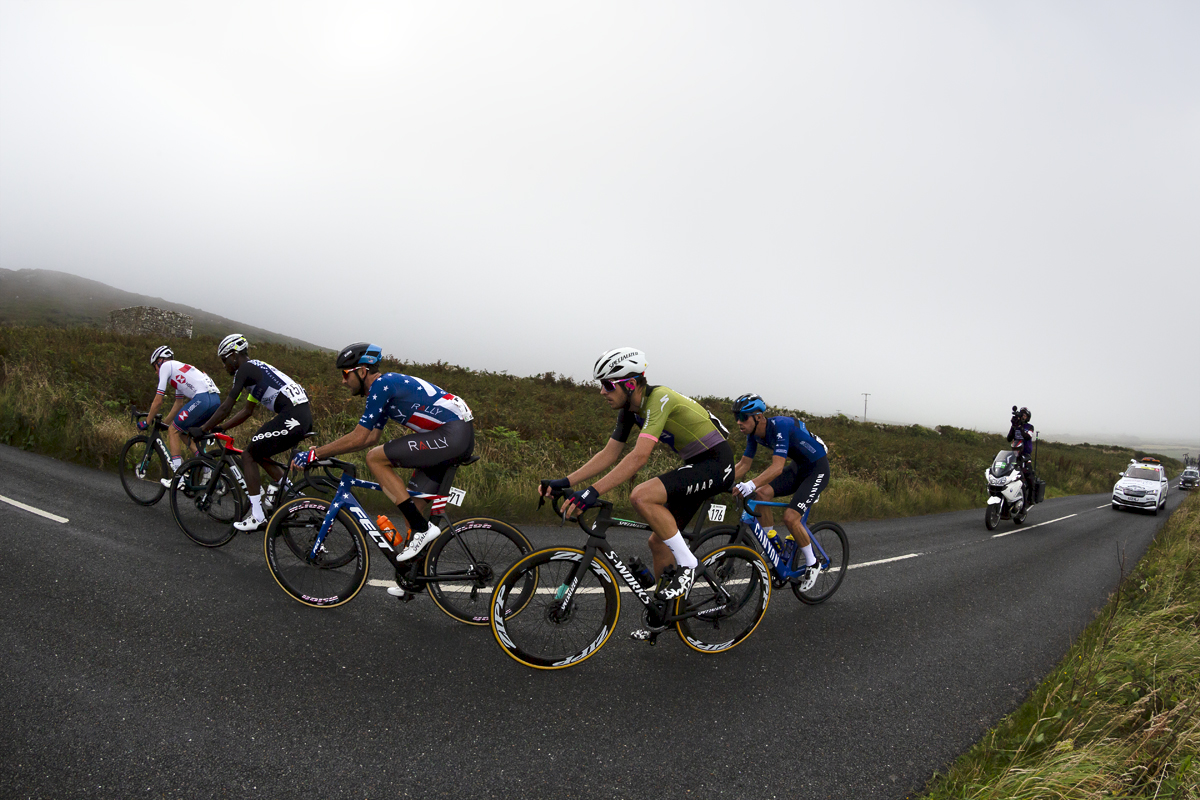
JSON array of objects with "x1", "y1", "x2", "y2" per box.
[{"x1": 107, "y1": 306, "x2": 194, "y2": 338}]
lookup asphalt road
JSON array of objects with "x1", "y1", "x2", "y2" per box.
[{"x1": 0, "y1": 443, "x2": 1187, "y2": 799}]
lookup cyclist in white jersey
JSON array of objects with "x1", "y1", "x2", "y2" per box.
[
  {"x1": 141, "y1": 346, "x2": 221, "y2": 485},
  {"x1": 192, "y1": 335, "x2": 313, "y2": 531}
]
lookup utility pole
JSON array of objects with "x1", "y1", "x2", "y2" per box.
[{"x1": 862, "y1": 393, "x2": 871, "y2": 423}]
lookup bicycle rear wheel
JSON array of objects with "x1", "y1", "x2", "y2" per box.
[
  {"x1": 264, "y1": 497, "x2": 368, "y2": 608},
  {"x1": 119, "y1": 435, "x2": 168, "y2": 506},
  {"x1": 425, "y1": 517, "x2": 534, "y2": 626},
  {"x1": 170, "y1": 457, "x2": 243, "y2": 547},
  {"x1": 689, "y1": 525, "x2": 741, "y2": 561},
  {"x1": 490, "y1": 548, "x2": 619, "y2": 670},
  {"x1": 793, "y1": 521, "x2": 848, "y2": 605},
  {"x1": 676, "y1": 545, "x2": 771, "y2": 654}
]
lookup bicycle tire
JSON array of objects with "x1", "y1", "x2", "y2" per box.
[
  {"x1": 984, "y1": 502, "x2": 1001, "y2": 531},
  {"x1": 264, "y1": 497, "x2": 369, "y2": 608},
  {"x1": 793, "y1": 521, "x2": 848, "y2": 605},
  {"x1": 119, "y1": 435, "x2": 168, "y2": 506},
  {"x1": 170, "y1": 457, "x2": 243, "y2": 547},
  {"x1": 689, "y1": 524, "x2": 742, "y2": 561},
  {"x1": 490, "y1": 547, "x2": 619, "y2": 670},
  {"x1": 425, "y1": 517, "x2": 534, "y2": 626},
  {"x1": 675, "y1": 545, "x2": 771, "y2": 654}
]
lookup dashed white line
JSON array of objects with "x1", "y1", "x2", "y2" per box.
[
  {"x1": 992, "y1": 513, "x2": 1077, "y2": 538},
  {"x1": 0, "y1": 494, "x2": 69, "y2": 524},
  {"x1": 848, "y1": 553, "x2": 922, "y2": 570},
  {"x1": 1096, "y1": 504, "x2": 1111, "y2": 509}
]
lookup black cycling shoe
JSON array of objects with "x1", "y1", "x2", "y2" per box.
[{"x1": 655, "y1": 565, "x2": 695, "y2": 601}]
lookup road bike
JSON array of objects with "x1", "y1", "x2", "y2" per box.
[
  {"x1": 119, "y1": 409, "x2": 175, "y2": 505},
  {"x1": 488, "y1": 486, "x2": 772, "y2": 670},
  {"x1": 264, "y1": 455, "x2": 534, "y2": 625},
  {"x1": 169, "y1": 431, "x2": 336, "y2": 548},
  {"x1": 691, "y1": 498, "x2": 848, "y2": 604}
]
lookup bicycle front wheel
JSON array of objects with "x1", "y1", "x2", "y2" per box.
[
  {"x1": 119, "y1": 435, "x2": 168, "y2": 506},
  {"x1": 793, "y1": 521, "x2": 848, "y2": 605},
  {"x1": 170, "y1": 457, "x2": 242, "y2": 547},
  {"x1": 676, "y1": 545, "x2": 771, "y2": 654},
  {"x1": 425, "y1": 517, "x2": 534, "y2": 626},
  {"x1": 264, "y1": 497, "x2": 368, "y2": 608},
  {"x1": 490, "y1": 548, "x2": 619, "y2": 670}
]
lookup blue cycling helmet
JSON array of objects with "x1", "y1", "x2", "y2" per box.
[
  {"x1": 336, "y1": 342, "x2": 383, "y2": 369},
  {"x1": 732, "y1": 394, "x2": 767, "y2": 417}
]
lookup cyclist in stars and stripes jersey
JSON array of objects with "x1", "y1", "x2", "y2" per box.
[{"x1": 292, "y1": 343, "x2": 475, "y2": 576}]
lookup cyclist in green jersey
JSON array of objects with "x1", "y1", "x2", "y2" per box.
[{"x1": 543, "y1": 348, "x2": 735, "y2": 604}]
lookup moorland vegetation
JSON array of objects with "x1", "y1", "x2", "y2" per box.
[{"x1": 0, "y1": 326, "x2": 1180, "y2": 521}]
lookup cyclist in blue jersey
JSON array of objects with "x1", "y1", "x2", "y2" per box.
[
  {"x1": 191, "y1": 334, "x2": 313, "y2": 531},
  {"x1": 292, "y1": 343, "x2": 474, "y2": 575},
  {"x1": 730, "y1": 394, "x2": 830, "y2": 592}
]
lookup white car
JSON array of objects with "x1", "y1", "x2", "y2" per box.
[{"x1": 1111, "y1": 459, "x2": 1169, "y2": 515}]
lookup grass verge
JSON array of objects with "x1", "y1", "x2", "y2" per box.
[{"x1": 919, "y1": 492, "x2": 1200, "y2": 799}]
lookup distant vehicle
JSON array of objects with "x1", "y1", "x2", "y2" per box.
[
  {"x1": 1180, "y1": 467, "x2": 1199, "y2": 491},
  {"x1": 1112, "y1": 460, "x2": 1170, "y2": 515}
]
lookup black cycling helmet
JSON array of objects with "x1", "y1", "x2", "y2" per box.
[
  {"x1": 1019, "y1": 406, "x2": 1031, "y2": 423},
  {"x1": 732, "y1": 393, "x2": 767, "y2": 418},
  {"x1": 336, "y1": 342, "x2": 383, "y2": 370}
]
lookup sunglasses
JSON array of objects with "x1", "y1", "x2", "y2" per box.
[
  {"x1": 735, "y1": 412, "x2": 757, "y2": 422},
  {"x1": 342, "y1": 367, "x2": 360, "y2": 379},
  {"x1": 600, "y1": 378, "x2": 633, "y2": 392}
]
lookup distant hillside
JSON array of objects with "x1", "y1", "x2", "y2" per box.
[{"x1": 0, "y1": 268, "x2": 325, "y2": 351}]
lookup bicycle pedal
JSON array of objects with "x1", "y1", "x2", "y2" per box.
[{"x1": 629, "y1": 628, "x2": 663, "y2": 645}]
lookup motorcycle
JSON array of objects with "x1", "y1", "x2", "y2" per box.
[{"x1": 984, "y1": 450, "x2": 1043, "y2": 530}]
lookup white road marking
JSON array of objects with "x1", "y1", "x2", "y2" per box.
[
  {"x1": 1096, "y1": 504, "x2": 1110, "y2": 509},
  {"x1": 992, "y1": 513, "x2": 1077, "y2": 538},
  {"x1": 847, "y1": 553, "x2": 922, "y2": 570},
  {"x1": 0, "y1": 494, "x2": 69, "y2": 524}
]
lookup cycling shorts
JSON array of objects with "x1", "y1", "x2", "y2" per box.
[
  {"x1": 382, "y1": 420, "x2": 475, "y2": 495},
  {"x1": 173, "y1": 392, "x2": 220, "y2": 432},
  {"x1": 768, "y1": 455, "x2": 830, "y2": 518},
  {"x1": 245, "y1": 402, "x2": 313, "y2": 461},
  {"x1": 654, "y1": 440, "x2": 736, "y2": 530}
]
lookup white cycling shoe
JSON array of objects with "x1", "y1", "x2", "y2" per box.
[
  {"x1": 798, "y1": 563, "x2": 821, "y2": 592},
  {"x1": 233, "y1": 512, "x2": 267, "y2": 532},
  {"x1": 394, "y1": 524, "x2": 439, "y2": 563}
]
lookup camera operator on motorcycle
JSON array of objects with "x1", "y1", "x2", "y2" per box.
[{"x1": 1006, "y1": 406, "x2": 1036, "y2": 506}]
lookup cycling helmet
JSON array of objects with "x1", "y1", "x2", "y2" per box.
[
  {"x1": 732, "y1": 394, "x2": 767, "y2": 417},
  {"x1": 217, "y1": 333, "x2": 249, "y2": 359},
  {"x1": 336, "y1": 342, "x2": 383, "y2": 370},
  {"x1": 593, "y1": 347, "x2": 647, "y2": 382},
  {"x1": 150, "y1": 345, "x2": 173, "y2": 366}
]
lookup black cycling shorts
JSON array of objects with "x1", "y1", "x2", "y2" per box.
[
  {"x1": 245, "y1": 402, "x2": 313, "y2": 461},
  {"x1": 382, "y1": 420, "x2": 475, "y2": 495},
  {"x1": 655, "y1": 440, "x2": 736, "y2": 530},
  {"x1": 768, "y1": 455, "x2": 830, "y2": 518}
]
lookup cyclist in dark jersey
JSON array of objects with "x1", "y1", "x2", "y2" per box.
[
  {"x1": 292, "y1": 342, "x2": 474, "y2": 573},
  {"x1": 191, "y1": 334, "x2": 313, "y2": 531},
  {"x1": 543, "y1": 348, "x2": 734, "y2": 606},
  {"x1": 731, "y1": 394, "x2": 830, "y2": 592}
]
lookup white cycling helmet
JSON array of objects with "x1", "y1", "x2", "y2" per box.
[
  {"x1": 217, "y1": 333, "x2": 249, "y2": 359},
  {"x1": 150, "y1": 345, "x2": 173, "y2": 366},
  {"x1": 593, "y1": 347, "x2": 647, "y2": 381}
]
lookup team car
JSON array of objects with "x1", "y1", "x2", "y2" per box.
[
  {"x1": 1179, "y1": 467, "x2": 1199, "y2": 491},
  {"x1": 1111, "y1": 459, "x2": 1170, "y2": 514}
]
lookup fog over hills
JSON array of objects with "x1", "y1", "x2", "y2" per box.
[{"x1": 0, "y1": 268, "x2": 325, "y2": 351}]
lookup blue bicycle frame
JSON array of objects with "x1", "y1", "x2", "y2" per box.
[
  {"x1": 742, "y1": 500, "x2": 833, "y2": 580},
  {"x1": 307, "y1": 470, "x2": 401, "y2": 562}
]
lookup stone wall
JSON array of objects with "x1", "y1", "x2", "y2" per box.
[{"x1": 107, "y1": 306, "x2": 193, "y2": 338}]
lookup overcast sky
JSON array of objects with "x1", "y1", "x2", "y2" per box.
[{"x1": 1, "y1": 1, "x2": 1197, "y2": 443}]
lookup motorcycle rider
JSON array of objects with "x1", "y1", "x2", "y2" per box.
[{"x1": 1006, "y1": 406, "x2": 1036, "y2": 505}]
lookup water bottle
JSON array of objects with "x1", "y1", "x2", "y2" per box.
[
  {"x1": 627, "y1": 556, "x2": 655, "y2": 588},
  {"x1": 781, "y1": 533, "x2": 797, "y2": 564},
  {"x1": 765, "y1": 527, "x2": 781, "y2": 552},
  {"x1": 377, "y1": 515, "x2": 407, "y2": 547}
]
